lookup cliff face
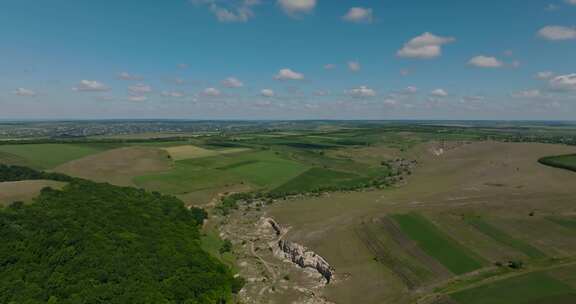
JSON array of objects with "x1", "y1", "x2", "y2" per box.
[{"x1": 277, "y1": 239, "x2": 334, "y2": 283}]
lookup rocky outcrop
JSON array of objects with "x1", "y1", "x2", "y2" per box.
[{"x1": 277, "y1": 240, "x2": 334, "y2": 284}]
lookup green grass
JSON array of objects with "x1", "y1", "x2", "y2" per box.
[
  {"x1": 200, "y1": 230, "x2": 238, "y2": 273},
  {"x1": 538, "y1": 154, "x2": 576, "y2": 173},
  {"x1": 450, "y1": 272, "x2": 575, "y2": 304},
  {"x1": 465, "y1": 217, "x2": 546, "y2": 259},
  {"x1": 0, "y1": 144, "x2": 116, "y2": 168},
  {"x1": 392, "y1": 213, "x2": 484, "y2": 275},
  {"x1": 273, "y1": 167, "x2": 362, "y2": 193},
  {"x1": 224, "y1": 152, "x2": 308, "y2": 187},
  {"x1": 547, "y1": 216, "x2": 576, "y2": 230},
  {"x1": 134, "y1": 151, "x2": 308, "y2": 194}
]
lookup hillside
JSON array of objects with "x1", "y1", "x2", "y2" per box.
[{"x1": 0, "y1": 167, "x2": 240, "y2": 304}]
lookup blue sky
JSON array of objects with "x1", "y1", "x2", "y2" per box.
[{"x1": 1, "y1": 0, "x2": 576, "y2": 120}]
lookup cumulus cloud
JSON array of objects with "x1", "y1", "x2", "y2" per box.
[
  {"x1": 203, "y1": 87, "x2": 222, "y2": 96},
  {"x1": 128, "y1": 95, "x2": 148, "y2": 102},
  {"x1": 430, "y1": 88, "x2": 448, "y2": 97},
  {"x1": 347, "y1": 61, "x2": 361, "y2": 72},
  {"x1": 468, "y1": 56, "x2": 504, "y2": 68},
  {"x1": 12, "y1": 88, "x2": 37, "y2": 97},
  {"x1": 397, "y1": 32, "x2": 455, "y2": 59},
  {"x1": 535, "y1": 71, "x2": 555, "y2": 80},
  {"x1": 118, "y1": 72, "x2": 142, "y2": 81},
  {"x1": 566, "y1": 0, "x2": 576, "y2": 5},
  {"x1": 402, "y1": 86, "x2": 418, "y2": 94},
  {"x1": 348, "y1": 86, "x2": 376, "y2": 98},
  {"x1": 537, "y1": 25, "x2": 576, "y2": 41},
  {"x1": 383, "y1": 98, "x2": 398, "y2": 106},
  {"x1": 73, "y1": 80, "x2": 109, "y2": 92},
  {"x1": 221, "y1": 77, "x2": 244, "y2": 88},
  {"x1": 261, "y1": 89, "x2": 275, "y2": 97},
  {"x1": 549, "y1": 73, "x2": 576, "y2": 91},
  {"x1": 324, "y1": 64, "x2": 336, "y2": 70},
  {"x1": 342, "y1": 7, "x2": 373, "y2": 23},
  {"x1": 278, "y1": 0, "x2": 316, "y2": 15},
  {"x1": 191, "y1": 0, "x2": 260, "y2": 23},
  {"x1": 128, "y1": 84, "x2": 153, "y2": 95},
  {"x1": 178, "y1": 63, "x2": 189, "y2": 69},
  {"x1": 161, "y1": 91, "x2": 185, "y2": 98},
  {"x1": 511, "y1": 89, "x2": 542, "y2": 98},
  {"x1": 274, "y1": 68, "x2": 304, "y2": 80}
]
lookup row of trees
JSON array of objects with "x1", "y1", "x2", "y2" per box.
[{"x1": 0, "y1": 165, "x2": 242, "y2": 304}]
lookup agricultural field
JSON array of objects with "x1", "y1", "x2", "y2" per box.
[
  {"x1": 391, "y1": 213, "x2": 484, "y2": 275},
  {"x1": 0, "y1": 180, "x2": 66, "y2": 206},
  {"x1": 449, "y1": 271, "x2": 576, "y2": 304},
  {"x1": 0, "y1": 143, "x2": 118, "y2": 169},
  {"x1": 539, "y1": 154, "x2": 576, "y2": 172},
  {"x1": 1, "y1": 122, "x2": 576, "y2": 303}
]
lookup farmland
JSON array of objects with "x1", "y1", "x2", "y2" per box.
[
  {"x1": 1, "y1": 121, "x2": 576, "y2": 303},
  {"x1": 539, "y1": 154, "x2": 576, "y2": 173}
]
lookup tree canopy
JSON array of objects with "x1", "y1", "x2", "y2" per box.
[{"x1": 0, "y1": 174, "x2": 238, "y2": 303}]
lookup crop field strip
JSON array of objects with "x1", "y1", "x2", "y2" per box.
[
  {"x1": 465, "y1": 217, "x2": 546, "y2": 259},
  {"x1": 448, "y1": 271, "x2": 576, "y2": 304},
  {"x1": 391, "y1": 213, "x2": 485, "y2": 275},
  {"x1": 538, "y1": 154, "x2": 576, "y2": 173},
  {"x1": 354, "y1": 220, "x2": 439, "y2": 289},
  {"x1": 0, "y1": 143, "x2": 120, "y2": 169},
  {"x1": 547, "y1": 216, "x2": 576, "y2": 230}
]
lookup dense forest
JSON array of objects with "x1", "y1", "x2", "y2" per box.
[{"x1": 0, "y1": 166, "x2": 240, "y2": 303}]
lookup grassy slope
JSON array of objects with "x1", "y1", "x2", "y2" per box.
[
  {"x1": 466, "y1": 217, "x2": 546, "y2": 259},
  {"x1": 0, "y1": 144, "x2": 117, "y2": 169},
  {"x1": 392, "y1": 213, "x2": 484, "y2": 275},
  {"x1": 450, "y1": 272, "x2": 575, "y2": 304}
]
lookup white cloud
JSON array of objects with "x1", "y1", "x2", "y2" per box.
[
  {"x1": 383, "y1": 98, "x2": 398, "y2": 106},
  {"x1": 566, "y1": 0, "x2": 576, "y2": 5},
  {"x1": 430, "y1": 88, "x2": 448, "y2": 97},
  {"x1": 348, "y1": 86, "x2": 376, "y2": 98},
  {"x1": 342, "y1": 7, "x2": 373, "y2": 23},
  {"x1": 347, "y1": 61, "x2": 361, "y2": 72},
  {"x1": 118, "y1": 72, "x2": 142, "y2": 81},
  {"x1": 261, "y1": 89, "x2": 275, "y2": 97},
  {"x1": 537, "y1": 25, "x2": 576, "y2": 41},
  {"x1": 278, "y1": 0, "x2": 316, "y2": 15},
  {"x1": 402, "y1": 86, "x2": 418, "y2": 94},
  {"x1": 203, "y1": 87, "x2": 222, "y2": 96},
  {"x1": 222, "y1": 77, "x2": 244, "y2": 88},
  {"x1": 324, "y1": 64, "x2": 336, "y2": 70},
  {"x1": 161, "y1": 91, "x2": 185, "y2": 98},
  {"x1": 73, "y1": 80, "x2": 109, "y2": 92},
  {"x1": 535, "y1": 71, "x2": 555, "y2": 80},
  {"x1": 314, "y1": 89, "x2": 329, "y2": 96},
  {"x1": 511, "y1": 89, "x2": 542, "y2": 98},
  {"x1": 468, "y1": 55, "x2": 504, "y2": 68},
  {"x1": 178, "y1": 63, "x2": 189, "y2": 69},
  {"x1": 12, "y1": 88, "x2": 37, "y2": 97},
  {"x1": 461, "y1": 95, "x2": 485, "y2": 102},
  {"x1": 128, "y1": 84, "x2": 153, "y2": 95},
  {"x1": 549, "y1": 73, "x2": 576, "y2": 91},
  {"x1": 274, "y1": 68, "x2": 304, "y2": 80},
  {"x1": 128, "y1": 95, "x2": 148, "y2": 102},
  {"x1": 397, "y1": 32, "x2": 455, "y2": 59},
  {"x1": 191, "y1": 0, "x2": 260, "y2": 23},
  {"x1": 400, "y1": 69, "x2": 411, "y2": 76}
]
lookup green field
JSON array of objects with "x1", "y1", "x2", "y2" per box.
[
  {"x1": 273, "y1": 167, "x2": 362, "y2": 193},
  {"x1": 392, "y1": 213, "x2": 484, "y2": 275},
  {"x1": 547, "y1": 216, "x2": 576, "y2": 230},
  {"x1": 465, "y1": 217, "x2": 546, "y2": 259},
  {"x1": 450, "y1": 272, "x2": 576, "y2": 304},
  {"x1": 538, "y1": 154, "x2": 576, "y2": 173},
  {"x1": 0, "y1": 143, "x2": 117, "y2": 168},
  {"x1": 134, "y1": 151, "x2": 308, "y2": 194}
]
